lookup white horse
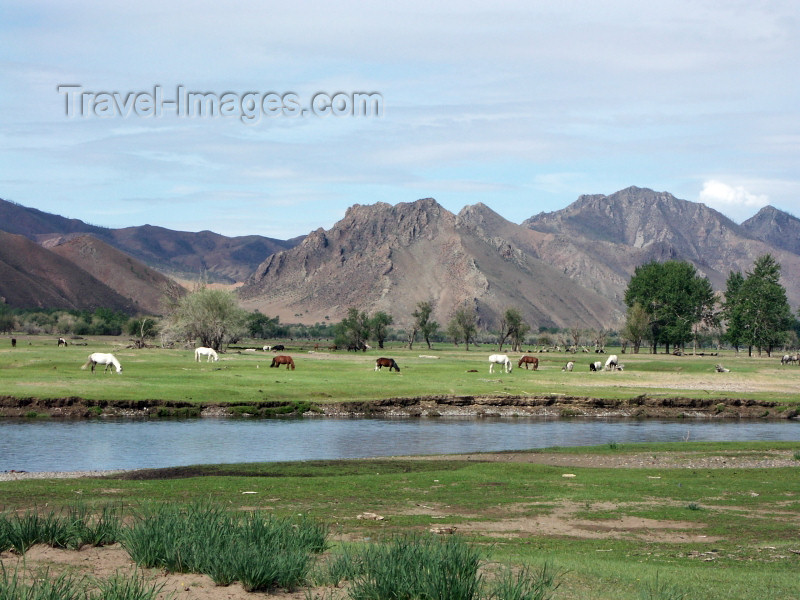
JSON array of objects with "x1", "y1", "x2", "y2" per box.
[
  {"x1": 488, "y1": 354, "x2": 512, "y2": 373},
  {"x1": 81, "y1": 353, "x2": 122, "y2": 373},
  {"x1": 604, "y1": 354, "x2": 619, "y2": 371},
  {"x1": 263, "y1": 345, "x2": 272, "y2": 352},
  {"x1": 195, "y1": 347, "x2": 219, "y2": 362}
]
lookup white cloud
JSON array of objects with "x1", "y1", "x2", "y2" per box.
[{"x1": 698, "y1": 180, "x2": 769, "y2": 221}]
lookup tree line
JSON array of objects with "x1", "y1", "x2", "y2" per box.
[
  {"x1": 4, "y1": 253, "x2": 797, "y2": 356},
  {"x1": 622, "y1": 254, "x2": 799, "y2": 356}
]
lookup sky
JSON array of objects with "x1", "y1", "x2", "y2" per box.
[{"x1": 1, "y1": 0, "x2": 799, "y2": 239}]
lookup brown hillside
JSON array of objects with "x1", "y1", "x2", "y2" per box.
[
  {"x1": 238, "y1": 198, "x2": 621, "y2": 329},
  {"x1": 0, "y1": 231, "x2": 139, "y2": 313},
  {"x1": 0, "y1": 197, "x2": 299, "y2": 284},
  {"x1": 523, "y1": 187, "x2": 800, "y2": 308},
  {"x1": 741, "y1": 205, "x2": 800, "y2": 256},
  {"x1": 46, "y1": 235, "x2": 184, "y2": 315}
]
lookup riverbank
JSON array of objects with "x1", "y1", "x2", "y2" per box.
[{"x1": 1, "y1": 393, "x2": 798, "y2": 419}]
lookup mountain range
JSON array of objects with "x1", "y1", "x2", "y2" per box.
[{"x1": 1, "y1": 188, "x2": 798, "y2": 330}]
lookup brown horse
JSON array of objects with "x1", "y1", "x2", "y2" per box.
[
  {"x1": 517, "y1": 355, "x2": 539, "y2": 370},
  {"x1": 375, "y1": 357, "x2": 400, "y2": 372},
  {"x1": 270, "y1": 355, "x2": 295, "y2": 370}
]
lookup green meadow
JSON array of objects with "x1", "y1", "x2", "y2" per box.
[
  {"x1": 1, "y1": 442, "x2": 799, "y2": 599},
  {"x1": 2, "y1": 335, "x2": 800, "y2": 406},
  {"x1": 2, "y1": 336, "x2": 799, "y2": 598}
]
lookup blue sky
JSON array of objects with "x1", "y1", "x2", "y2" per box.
[{"x1": 1, "y1": 1, "x2": 798, "y2": 239}]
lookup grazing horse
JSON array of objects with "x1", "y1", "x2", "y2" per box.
[
  {"x1": 82, "y1": 352, "x2": 122, "y2": 373},
  {"x1": 517, "y1": 355, "x2": 539, "y2": 370},
  {"x1": 781, "y1": 354, "x2": 799, "y2": 365},
  {"x1": 604, "y1": 354, "x2": 619, "y2": 371},
  {"x1": 263, "y1": 345, "x2": 272, "y2": 352},
  {"x1": 57, "y1": 337, "x2": 68, "y2": 347},
  {"x1": 562, "y1": 361, "x2": 574, "y2": 372},
  {"x1": 270, "y1": 355, "x2": 295, "y2": 370},
  {"x1": 589, "y1": 361, "x2": 602, "y2": 372},
  {"x1": 272, "y1": 344, "x2": 285, "y2": 352},
  {"x1": 375, "y1": 357, "x2": 400, "y2": 372},
  {"x1": 195, "y1": 347, "x2": 219, "y2": 362},
  {"x1": 488, "y1": 354, "x2": 512, "y2": 374}
]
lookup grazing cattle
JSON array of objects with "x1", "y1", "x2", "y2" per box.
[
  {"x1": 604, "y1": 354, "x2": 619, "y2": 371},
  {"x1": 488, "y1": 354, "x2": 512, "y2": 374},
  {"x1": 589, "y1": 361, "x2": 602, "y2": 372},
  {"x1": 272, "y1": 344, "x2": 285, "y2": 352},
  {"x1": 57, "y1": 337, "x2": 68, "y2": 347},
  {"x1": 562, "y1": 361, "x2": 574, "y2": 372},
  {"x1": 780, "y1": 354, "x2": 799, "y2": 365},
  {"x1": 195, "y1": 347, "x2": 219, "y2": 362},
  {"x1": 81, "y1": 352, "x2": 123, "y2": 373},
  {"x1": 270, "y1": 355, "x2": 295, "y2": 370},
  {"x1": 517, "y1": 355, "x2": 539, "y2": 370},
  {"x1": 375, "y1": 357, "x2": 400, "y2": 372}
]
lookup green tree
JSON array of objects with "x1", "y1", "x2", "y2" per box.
[
  {"x1": 411, "y1": 301, "x2": 439, "y2": 350},
  {"x1": 335, "y1": 307, "x2": 371, "y2": 350},
  {"x1": 247, "y1": 311, "x2": 288, "y2": 339},
  {"x1": 370, "y1": 311, "x2": 393, "y2": 349},
  {"x1": 167, "y1": 287, "x2": 248, "y2": 351},
  {"x1": 624, "y1": 260, "x2": 716, "y2": 353},
  {"x1": 448, "y1": 305, "x2": 478, "y2": 351},
  {"x1": 126, "y1": 316, "x2": 159, "y2": 348},
  {"x1": 734, "y1": 254, "x2": 793, "y2": 356},
  {"x1": 721, "y1": 270, "x2": 746, "y2": 351},
  {"x1": 0, "y1": 306, "x2": 15, "y2": 334},
  {"x1": 621, "y1": 302, "x2": 650, "y2": 354},
  {"x1": 497, "y1": 308, "x2": 530, "y2": 352}
]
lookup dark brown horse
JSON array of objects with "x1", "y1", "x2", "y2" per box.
[
  {"x1": 517, "y1": 355, "x2": 539, "y2": 370},
  {"x1": 375, "y1": 357, "x2": 400, "y2": 372},
  {"x1": 270, "y1": 355, "x2": 295, "y2": 370}
]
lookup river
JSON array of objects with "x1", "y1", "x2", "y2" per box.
[{"x1": 1, "y1": 417, "x2": 798, "y2": 472}]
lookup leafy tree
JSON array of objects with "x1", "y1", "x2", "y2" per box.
[
  {"x1": 624, "y1": 260, "x2": 716, "y2": 353},
  {"x1": 448, "y1": 305, "x2": 478, "y2": 351},
  {"x1": 412, "y1": 301, "x2": 440, "y2": 350},
  {"x1": 733, "y1": 254, "x2": 793, "y2": 356},
  {"x1": 621, "y1": 302, "x2": 650, "y2": 354},
  {"x1": 247, "y1": 312, "x2": 288, "y2": 339},
  {"x1": 335, "y1": 307, "x2": 371, "y2": 349},
  {"x1": 721, "y1": 270, "x2": 746, "y2": 351},
  {"x1": 497, "y1": 308, "x2": 531, "y2": 352},
  {"x1": 126, "y1": 316, "x2": 159, "y2": 348},
  {"x1": 0, "y1": 306, "x2": 15, "y2": 334},
  {"x1": 166, "y1": 287, "x2": 248, "y2": 351},
  {"x1": 370, "y1": 311, "x2": 393, "y2": 349}
]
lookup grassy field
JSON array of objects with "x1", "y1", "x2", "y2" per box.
[
  {"x1": 2, "y1": 336, "x2": 799, "y2": 598},
  {"x1": 2, "y1": 335, "x2": 800, "y2": 407},
  {"x1": 1, "y1": 442, "x2": 799, "y2": 599}
]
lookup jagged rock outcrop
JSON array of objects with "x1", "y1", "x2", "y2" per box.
[
  {"x1": 239, "y1": 198, "x2": 621, "y2": 329},
  {"x1": 741, "y1": 205, "x2": 800, "y2": 256}
]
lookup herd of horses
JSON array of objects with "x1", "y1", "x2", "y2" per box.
[
  {"x1": 61, "y1": 339, "x2": 798, "y2": 376},
  {"x1": 72, "y1": 343, "x2": 623, "y2": 376}
]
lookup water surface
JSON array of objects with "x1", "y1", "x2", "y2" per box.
[{"x1": 1, "y1": 417, "x2": 797, "y2": 472}]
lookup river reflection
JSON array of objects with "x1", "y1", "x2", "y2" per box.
[{"x1": 1, "y1": 417, "x2": 798, "y2": 472}]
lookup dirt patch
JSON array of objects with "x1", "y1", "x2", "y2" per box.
[
  {"x1": 397, "y1": 449, "x2": 800, "y2": 469},
  {"x1": 0, "y1": 544, "x2": 312, "y2": 600},
  {"x1": 458, "y1": 502, "x2": 718, "y2": 543}
]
